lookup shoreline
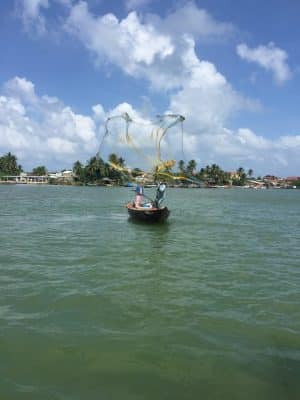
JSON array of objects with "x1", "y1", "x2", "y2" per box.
[{"x1": 0, "y1": 181, "x2": 298, "y2": 189}]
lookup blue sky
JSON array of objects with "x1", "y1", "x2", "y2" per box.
[{"x1": 1, "y1": 0, "x2": 300, "y2": 176}]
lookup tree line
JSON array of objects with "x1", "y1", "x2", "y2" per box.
[
  {"x1": 177, "y1": 160, "x2": 254, "y2": 186},
  {"x1": 0, "y1": 152, "x2": 47, "y2": 176},
  {"x1": 72, "y1": 154, "x2": 129, "y2": 184},
  {"x1": 1, "y1": 151, "x2": 255, "y2": 185}
]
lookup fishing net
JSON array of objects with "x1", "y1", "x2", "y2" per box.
[{"x1": 97, "y1": 112, "x2": 185, "y2": 180}]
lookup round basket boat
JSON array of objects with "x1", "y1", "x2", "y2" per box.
[{"x1": 126, "y1": 203, "x2": 170, "y2": 223}]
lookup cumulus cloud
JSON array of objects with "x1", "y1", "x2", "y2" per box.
[
  {"x1": 11, "y1": 3, "x2": 300, "y2": 174},
  {"x1": 62, "y1": 1, "x2": 236, "y2": 90},
  {"x1": 178, "y1": 126, "x2": 300, "y2": 176},
  {"x1": 167, "y1": 35, "x2": 260, "y2": 137},
  {"x1": 64, "y1": 3, "x2": 174, "y2": 78},
  {"x1": 237, "y1": 42, "x2": 292, "y2": 84},
  {"x1": 276, "y1": 135, "x2": 300, "y2": 148},
  {"x1": 92, "y1": 104, "x2": 105, "y2": 120},
  {"x1": 1, "y1": 76, "x2": 300, "y2": 175},
  {"x1": 63, "y1": 1, "x2": 261, "y2": 158},
  {"x1": 149, "y1": 1, "x2": 235, "y2": 41},
  {"x1": 0, "y1": 77, "x2": 98, "y2": 169}
]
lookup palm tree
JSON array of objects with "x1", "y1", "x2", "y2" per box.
[
  {"x1": 210, "y1": 163, "x2": 221, "y2": 183},
  {"x1": 222, "y1": 171, "x2": 231, "y2": 185},
  {"x1": 237, "y1": 167, "x2": 245, "y2": 177},
  {"x1": 73, "y1": 160, "x2": 85, "y2": 182},
  {"x1": 108, "y1": 153, "x2": 126, "y2": 183},
  {"x1": 108, "y1": 153, "x2": 119, "y2": 165},
  {"x1": 0, "y1": 152, "x2": 22, "y2": 175},
  {"x1": 73, "y1": 160, "x2": 83, "y2": 175},
  {"x1": 247, "y1": 168, "x2": 253, "y2": 178},
  {"x1": 131, "y1": 168, "x2": 143, "y2": 177},
  {"x1": 85, "y1": 156, "x2": 105, "y2": 182},
  {"x1": 178, "y1": 160, "x2": 186, "y2": 174},
  {"x1": 196, "y1": 167, "x2": 205, "y2": 181},
  {"x1": 205, "y1": 165, "x2": 211, "y2": 177},
  {"x1": 118, "y1": 157, "x2": 125, "y2": 167},
  {"x1": 186, "y1": 159, "x2": 197, "y2": 175},
  {"x1": 236, "y1": 167, "x2": 246, "y2": 186}
]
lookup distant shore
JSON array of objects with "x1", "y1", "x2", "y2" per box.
[{"x1": 0, "y1": 180, "x2": 298, "y2": 189}]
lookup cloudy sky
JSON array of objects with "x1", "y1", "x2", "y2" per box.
[{"x1": 1, "y1": 0, "x2": 300, "y2": 176}]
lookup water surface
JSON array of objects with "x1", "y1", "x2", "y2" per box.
[{"x1": 0, "y1": 185, "x2": 299, "y2": 399}]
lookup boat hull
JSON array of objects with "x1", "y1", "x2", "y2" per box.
[{"x1": 126, "y1": 204, "x2": 170, "y2": 223}]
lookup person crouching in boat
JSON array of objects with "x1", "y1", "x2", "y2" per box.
[{"x1": 134, "y1": 183, "x2": 144, "y2": 208}]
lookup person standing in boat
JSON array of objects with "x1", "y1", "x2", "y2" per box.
[
  {"x1": 154, "y1": 182, "x2": 166, "y2": 208},
  {"x1": 134, "y1": 183, "x2": 144, "y2": 207}
]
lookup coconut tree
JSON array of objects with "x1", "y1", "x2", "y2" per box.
[
  {"x1": 108, "y1": 153, "x2": 126, "y2": 183},
  {"x1": 210, "y1": 163, "x2": 220, "y2": 183},
  {"x1": 0, "y1": 152, "x2": 23, "y2": 175},
  {"x1": 237, "y1": 167, "x2": 245, "y2": 176},
  {"x1": 236, "y1": 167, "x2": 246, "y2": 186},
  {"x1": 178, "y1": 159, "x2": 186, "y2": 174},
  {"x1": 32, "y1": 166, "x2": 47, "y2": 176},
  {"x1": 73, "y1": 160, "x2": 85, "y2": 182},
  {"x1": 118, "y1": 157, "x2": 125, "y2": 167},
  {"x1": 108, "y1": 153, "x2": 119, "y2": 166},
  {"x1": 85, "y1": 156, "x2": 105, "y2": 182},
  {"x1": 131, "y1": 167, "x2": 143, "y2": 177},
  {"x1": 186, "y1": 159, "x2": 197, "y2": 176}
]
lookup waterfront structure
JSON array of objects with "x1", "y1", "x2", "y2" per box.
[{"x1": 0, "y1": 173, "x2": 49, "y2": 184}]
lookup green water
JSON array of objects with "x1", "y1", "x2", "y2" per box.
[{"x1": 0, "y1": 185, "x2": 299, "y2": 400}]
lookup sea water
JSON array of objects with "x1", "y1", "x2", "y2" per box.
[{"x1": 0, "y1": 185, "x2": 299, "y2": 399}]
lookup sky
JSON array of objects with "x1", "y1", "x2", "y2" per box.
[{"x1": 1, "y1": 0, "x2": 300, "y2": 176}]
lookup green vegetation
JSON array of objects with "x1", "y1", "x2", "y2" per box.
[
  {"x1": 232, "y1": 167, "x2": 247, "y2": 186},
  {"x1": 291, "y1": 179, "x2": 300, "y2": 188},
  {"x1": 1, "y1": 151, "x2": 298, "y2": 188},
  {"x1": 177, "y1": 161, "x2": 232, "y2": 185},
  {"x1": 0, "y1": 151, "x2": 254, "y2": 186},
  {"x1": 32, "y1": 166, "x2": 47, "y2": 176},
  {"x1": 197, "y1": 164, "x2": 231, "y2": 185},
  {"x1": 73, "y1": 153, "x2": 129, "y2": 185},
  {"x1": 0, "y1": 152, "x2": 23, "y2": 176}
]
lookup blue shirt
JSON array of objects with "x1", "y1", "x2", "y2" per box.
[{"x1": 135, "y1": 185, "x2": 144, "y2": 195}]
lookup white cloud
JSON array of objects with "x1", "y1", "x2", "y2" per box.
[
  {"x1": 64, "y1": 3, "x2": 174, "y2": 77},
  {"x1": 62, "y1": 1, "x2": 236, "y2": 91},
  {"x1": 47, "y1": 137, "x2": 77, "y2": 153},
  {"x1": 16, "y1": 0, "x2": 49, "y2": 34},
  {"x1": 92, "y1": 104, "x2": 105, "y2": 121},
  {"x1": 153, "y1": 1, "x2": 235, "y2": 41},
  {"x1": 237, "y1": 42, "x2": 292, "y2": 84},
  {"x1": 1, "y1": 77, "x2": 300, "y2": 175},
  {"x1": 16, "y1": 0, "x2": 73, "y2": 34},
  {"x1": 276, "y1": 135, "x2": 300, "y2": 148},
  {"x1": 236, "y1": 128, "x2": 270, "y2": 149},
  {"x1": 169, "y1": 36, "x2": 259, "y2": 132},
  {"x1": 179, "y1": 126, "x2": 300, "y2": 175},
  {"x1": 4, "y1": 76, "x2": 37, "y2": 105},
  {"x1": 11, "y1": 3, "x2": 300, "y2": 175},
  {"x1": 0, "y1": 77, "x2": 98, "y2": 169}
]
